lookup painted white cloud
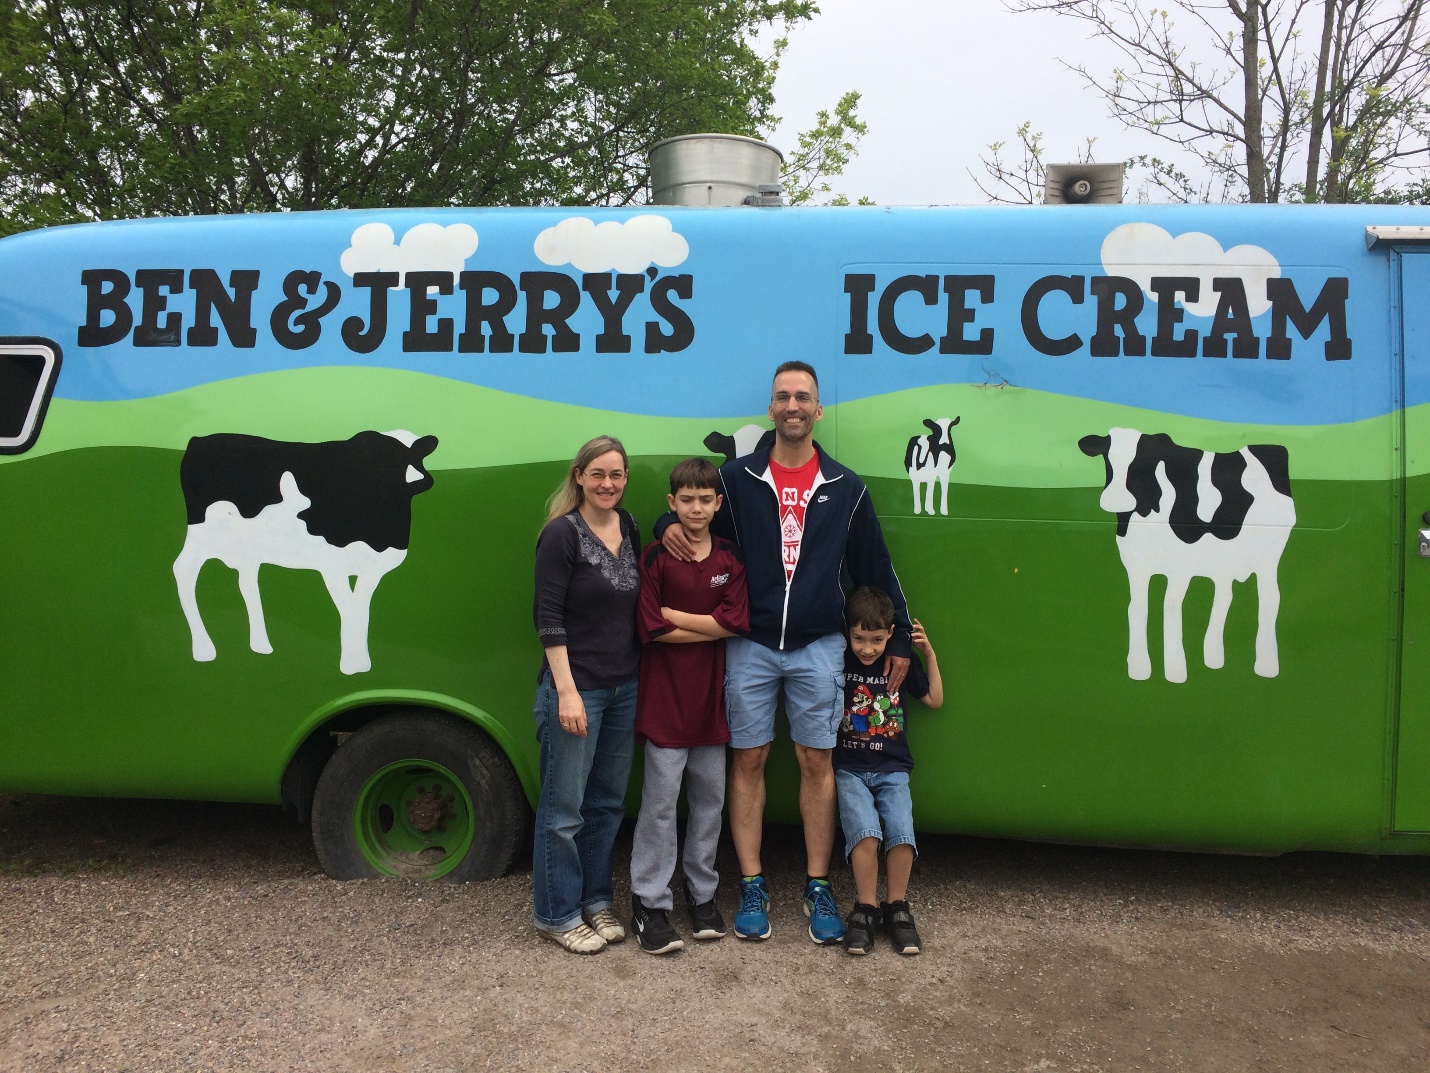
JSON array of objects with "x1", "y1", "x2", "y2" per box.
[
  {"x1": 1100, "y1": 223, "x2": 1280, "y2": 318},
  {"x1": 534, "y1": 215, "x2": 689, "y2": 273},
  {"x1": 340, "y1": 222, "x2": 479, "y2": 287}
]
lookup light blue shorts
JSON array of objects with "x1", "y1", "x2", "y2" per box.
[
  {"x1": 724, "y1": 633, "x2": 845, "y2": 750},
  {"x1": 835, "y1": 768, "x2": 917, "y2": 860}
]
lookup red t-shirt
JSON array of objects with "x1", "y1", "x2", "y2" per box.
[
  {"x1": 768, "y1": 453, "x2": 820, "y2": 584},
  {"x1": 635, "y1": 539, "x2": 749, "y2": 748}
]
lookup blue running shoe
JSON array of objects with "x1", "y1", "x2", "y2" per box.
[
  {"x1": 804, "y1": 878, "x2": 845, "y2": 945},
  {"x1": 734, "y1": 875, "x2": 771, "y2": 940}
]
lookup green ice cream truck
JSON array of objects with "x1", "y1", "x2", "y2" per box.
[{"x1": 4, "y1": 190, "x2": 1430, "y2": 879}]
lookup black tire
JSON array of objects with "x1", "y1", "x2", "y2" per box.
[{"x1": 311, "y1": 711, "x2": 526, "y2": 882}]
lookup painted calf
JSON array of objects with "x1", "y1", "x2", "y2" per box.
[
  {"x1": 704, "y1": 424, "x2": 775, "y2": 464},
  {"x1": 173, "y1": 430, "x2": 438, "y2": 675},
  {"x1": 1078, "y1": 428, "x2": 1295, "y2": 683},
  {"x1": 905, "y1": 417, "x2": 959, "y2": 515}
]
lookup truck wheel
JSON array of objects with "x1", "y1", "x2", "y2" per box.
[{"x1": 310, "y1": 711, "x2": 526, "y2": 881}]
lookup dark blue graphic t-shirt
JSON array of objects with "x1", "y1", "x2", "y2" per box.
[{"x1": 833, "y1": 648, "x2": 931, "y2": 774}]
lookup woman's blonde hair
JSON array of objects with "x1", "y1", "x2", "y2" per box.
[{"x1": 545, "y1": 435, "x2": 630, "y2": 523}]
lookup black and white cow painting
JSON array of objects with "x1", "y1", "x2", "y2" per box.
[
  {"x1": 1078, "y1": 427, "x2": 1295, "y2": 683},
  {"x1": 704, "y1": 424, "x2": 776, "y2": 463},
  {"x1": 173, "y1": 430, "x2": 438, "y2": 675},
  {"x1": 905, "y1": 417, "x2": 959, "y2": 515}
]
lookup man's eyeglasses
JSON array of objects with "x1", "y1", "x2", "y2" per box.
[{"x1": 772, "y1": 392, "x2": 817, "y2": 406}]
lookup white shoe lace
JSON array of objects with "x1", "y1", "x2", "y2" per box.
[
  {"x1": 547, "y1": 922, "x2": 605, "y2": 953},
  {"x1": 584, "y1": 908, "x2": 626, "y2": 941}
]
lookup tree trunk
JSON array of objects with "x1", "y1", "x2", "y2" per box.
[
  {"x1": 1303, "y1": 0, "x2": 1338, "y2": 202},
  {"x1": 1323, "y1": 3, "x2": 1352, "y2": 204},
  {"x1": 1239, "y1": 0, "x2": 1268, "y2": 202}
]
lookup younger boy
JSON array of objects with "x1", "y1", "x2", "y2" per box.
[
  {"x1": 629, "y1": 458, "x2": 749, "y2": 954},
  {"x1": 835, "y1": 586, "x2": 944, "y2": 955}
]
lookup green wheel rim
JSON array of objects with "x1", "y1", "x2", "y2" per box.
[{"x1": 352, "y1": 759, "x2": 476, "y2": 880}]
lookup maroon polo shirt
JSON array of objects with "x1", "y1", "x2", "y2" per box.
[{"x1": 635, "y1": 538, "x2": 749, "y2": 748}]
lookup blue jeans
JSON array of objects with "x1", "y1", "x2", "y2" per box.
[
  {"x1": 835, "y1": 768, "x2": 917, "y2": 860},
  {"x1": 532, "y1": 671, "x2": 638, "y2": 932}
]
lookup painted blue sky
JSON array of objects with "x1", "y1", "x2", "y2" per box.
[{"x1": 5, "y1": 205, "x2": 1409, "y2": 427}]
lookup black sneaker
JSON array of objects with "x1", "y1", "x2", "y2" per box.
[
  {"x1": 843, "y1": 902, "x2": 878, "y2": 956},
  {"x1": 684, "y1": 880, "x2": 727, "y2": 940},
  {"x1": 881, "y1": 900, "x2": 922, "y2": 955},
  {"x1": 631, "y1": 895, "x2": 684, "y2": 955}
]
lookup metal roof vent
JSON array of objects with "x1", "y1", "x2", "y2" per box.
[
  {"x1": 1043, "y1": 162, "x2": 1126, "y2": 204},
  {"x1": 744, "y1": 183, "x2": 785, "y2": 207},
  {"x1": 649, "y1": 134, "x2": 785, "y2": 207}
]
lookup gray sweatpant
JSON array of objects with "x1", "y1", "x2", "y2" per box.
[{"x1": 629, "y1": 742, "x2": 726, "y2": 910}]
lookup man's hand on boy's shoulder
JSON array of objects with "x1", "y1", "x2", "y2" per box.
[
  {"x1": 660, "y1": 522, "x2": 697, "y2": 562},
  {"x1": 884, "y1": 654, "x2": 910, "y2": 694}
]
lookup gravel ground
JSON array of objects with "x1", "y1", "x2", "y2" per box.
[{"x1": 2, "y1": 792, "x2": 1428, "y2": 1073}]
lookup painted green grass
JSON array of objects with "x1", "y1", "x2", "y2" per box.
[
  {"x1": 0, "y1": 443, "x2": 1408, "y2": 852},
  {"x1": 838, "y1": 382, "x2": 1405, "y2": 485},
  {"x1": 6, "y1": 366, "x2": 1416, "y2": 483}
]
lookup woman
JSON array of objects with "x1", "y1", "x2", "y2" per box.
[{"x1": 531, "y1": 435, "x2": 641, "y2": 953}]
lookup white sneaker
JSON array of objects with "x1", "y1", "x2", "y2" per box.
[
  {"x1": 540, "y1": 922, "x2": 606, "y2": 954},
  {"x1": 583, "y1": 907, "x2": 627, "y2": 943}
]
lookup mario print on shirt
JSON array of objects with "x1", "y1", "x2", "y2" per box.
[
  {"x1": 842, "y1": 679, "x2": 906, "y2": 740},
  {"x1": 836, "y1": 652, "x2": 929, "y2": 772}
]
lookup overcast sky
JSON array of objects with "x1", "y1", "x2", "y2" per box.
[{"x1": 767, "y1": 0, "x2": 1180, "y2": 205}]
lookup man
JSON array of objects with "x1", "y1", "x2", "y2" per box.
[{"x1": 659, "y1": 361, "x2": 911, "y2": 944}]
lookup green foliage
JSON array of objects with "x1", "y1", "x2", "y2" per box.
[
  {"x1": 1005, "y1": 0, "x2": 1430, "y2": 205},
  {"x1": 0, "y1": 0, "x2": 817, "y2": 234},
  {"x1": 973, "y1": 121, "x2": 1097, "y2": 204},
  {"x1": 1365, "y1": 177, "x2": 1430, "y2": 204},
  {"x1": 780, "y1": 89, "x2": 870, "y2": 205},
  {"x1": 1125, "y1": 154, "x2": 1225, "y2": 204}
]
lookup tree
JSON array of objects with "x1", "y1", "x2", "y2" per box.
[
  {"x1": 1004, "y1": 0, "x2": 1430, "y2": 203},
  {"x1": 972, "y1": 121, "x2": 1223, "y2": 203},
  {"x1": 780, "y1": 89, "x2": 871, "y2": 204},
  {"x1": 972, "y1": 121, "x2": 1099, "y2": 204},
  {"x1": 0, "y1": 0, "x2": 823, "y2": 234}
]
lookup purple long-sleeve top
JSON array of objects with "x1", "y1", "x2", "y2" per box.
[{"x1": 533, "y1": 509, "x2": 641, "y2": 690}]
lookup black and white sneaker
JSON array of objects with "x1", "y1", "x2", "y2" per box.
[
  {"x1": 881, "y1": 900, "x2": 922, "y2": 955},
  {"x1": 843, "y1": 902, "x2": 877, "y2": 956},
  {"x1": 631, "y1": 895, "x2": 684, "y2": 955},
  {"x1": 684, "y1": 880, "x2": 727, "y2": 940}
]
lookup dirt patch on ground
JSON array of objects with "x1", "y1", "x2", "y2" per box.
[{"x1": 1, "y1": 793, "x2": 1427, "y2": 1072}]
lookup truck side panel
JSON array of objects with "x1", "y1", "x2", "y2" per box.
[{"x1": 0, "y1": 205, "x2": 1423, "y2": 854}]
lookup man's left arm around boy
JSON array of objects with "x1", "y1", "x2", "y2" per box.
[{"x1": 846, "y1": 483, "x2": 914, "y2": 693}]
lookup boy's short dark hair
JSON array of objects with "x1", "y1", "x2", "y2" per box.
[
  {"x1": 773, "y1": 360, "x2": 819, "y2": 390},
  {"x1": 669, "y1": 456, "x2": 721, "y2": 495},
  {"x1": 846, "y1": 586, "x2": 895, "y2": 631}
]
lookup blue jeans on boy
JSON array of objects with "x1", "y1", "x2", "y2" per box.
[
  {"x1": 835, "y1": 768, "x2": 918, "y2": 859},
  {"x1": 532, "y1": 670, "x2": 638, "y2": 932}
]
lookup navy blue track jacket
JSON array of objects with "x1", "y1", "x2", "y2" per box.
[{"x1": 658, "y1": 443, "x2": 912, "y2": 656}]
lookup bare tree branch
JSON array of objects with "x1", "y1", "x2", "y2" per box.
[{"x1": 1001, "y1": 0, "x2": 1430, "y2": 203}]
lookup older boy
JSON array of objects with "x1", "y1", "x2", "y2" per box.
[{"x1": 629, "y1": 458, "x2": 749, "y2": 954}]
